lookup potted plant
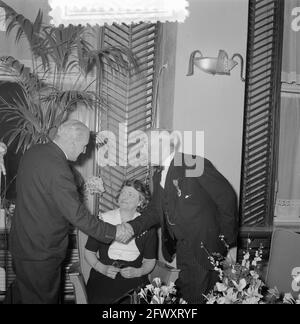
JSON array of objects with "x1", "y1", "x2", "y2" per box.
[{"x1": 0, "y1": 0, "x2": 137, "y2": 153}]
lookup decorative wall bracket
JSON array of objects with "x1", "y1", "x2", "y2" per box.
[{"x1": 187, "y1": 49, "x2": 245, "y2": 82}]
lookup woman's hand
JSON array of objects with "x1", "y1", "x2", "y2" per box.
[
  {"x1": 120, "y1": 267, "x2": 142, "y2": 279},
  {"x1": 96, "y1": 263, "x2": 119, "y2": 279}
]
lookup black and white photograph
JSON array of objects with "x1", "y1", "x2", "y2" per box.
[{"x1": 0, "y1": 0, "x2": 300, "y2": 309}]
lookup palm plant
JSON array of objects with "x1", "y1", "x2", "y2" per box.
[{"x1": 0, "y1": 0, "x2": 137, "y2": 153}]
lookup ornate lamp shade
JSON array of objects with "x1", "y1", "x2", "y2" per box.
[
  {"x1": 48, "y1": 0, "x2": 189, "y2": 26},
  {"x1": 187, "y1": 50, "x2": 245, "y2": 82}
]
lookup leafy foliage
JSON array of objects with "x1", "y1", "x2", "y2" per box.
[{"x1": 0, "y1": 1, "x2": 137, "y2": 153}]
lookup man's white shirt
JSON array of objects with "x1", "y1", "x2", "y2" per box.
[{"x1": 160, "y1": 152, "x2": 175, "y2": 189}]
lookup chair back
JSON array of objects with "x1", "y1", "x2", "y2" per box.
[
  {"x1": 266, "y1": 228, "x2": 300, "y2": 297},
  {"x1": 77, "y1": 230, "x2": 91, "y2": 284},
  {"x1": 149, "y1": 260, "x2": 180, "y2": 284}
]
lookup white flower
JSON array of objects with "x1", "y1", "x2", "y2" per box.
[
  {"x1": 161, "y1": 283, "x2": 176, "y2": 296},
  {"x1": 151, "y1": 295, "x2": 164, "y2": 304},
  {"x1": 145, "y1": 284, "x2": 154, "y2": 292},
  {"x1": 138, "y1": 289, "x2": 147, "y2": 300},
  {"x1": 160, "y1": 286, "x2": 170, "y2": 297},
  {"x1": 220, "y1": 288, "x2": 238, "y2": 304},
  {"x1": 153, "y1": 277, "x2": 162, "y2": 287},
  {"x1": 205, "y1": 297, "x2": 217, "y2": 304},
  {"x1": 179, "y1": 298, "x2": 188, "y2": 304},
  {"x1": 250, "y1": 270, "x2": 259, "y2": 280},
  {"x1": 246, "y1": 284, "x2": 263, "y2": 301},
  {"x1": 232, "y1": 278, "x2": 247, "y2": 292},
  {"x1": 242, "y1": 296, "x2": 260, "y2": 304},
  {"x1": 268, "y1": 287, "x2": 280, "y2": 299},
  {"x1": 85, "y1": 176, "x2": 105, "y2": 195},
  {"x1": 242, "y1": 252, "x2": 250, "y2": 267},
  {"x1": 168, "y1": 281, "x2": 175, "y2": 290},
  {"x1": 217, "y1": 297, "x2": 226, "y2": 304},
  {"x1": 243, "y1": 252, "x2": 250, "y2": 260},
  {"x1": 216, "y1": 282, "x2": 227, "y2": 292},
  {"x1": 283, "y1": 293, "x2": 295, "y2": 304},
  {"x1": 153, "y1": 287, "x2": 161, "y2": 296}
]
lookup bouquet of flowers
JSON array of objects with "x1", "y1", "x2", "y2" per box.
[
  {"x1": 137, "y1": 278, "x2": 187, "y2": 304},
  {"x1": 204, "y1": 239, "x2": 265, "y2": 304},
  {"x1": 264, "y1": 288, "x2": 300, "y2": 304},
  {"x1": 84, "y1": 176, "x2": 105, "y2": 195},
  {"x1": 204, "y1": 237, "x2": 300, "y2": 304}
]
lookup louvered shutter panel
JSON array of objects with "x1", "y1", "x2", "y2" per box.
[
  {"x1": 97, "y1": 23, "x2": 161, "y2": 213},
  {"x1": 240, "y1": 0, "x2": 284, "y2": 228}
]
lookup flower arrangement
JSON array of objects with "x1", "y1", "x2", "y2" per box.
[
  {"x1": 133, "y1": 237, "x2": 300, "y2": 305},
  {"x1": 265, "y1": 288, "x2": 300, "y2": 304},
  {"x1": 137, "y1": 278, "x2": 187, "y2": 304},
  {"x1": 84, "y1": 176, "x2": 105, "y2": 196},
  {"x1": 203, "y1": 237, "x2": 300, "y2": 304},
  {"x1": 204, "y1": 239, "x2": 265, "y2": 304}
]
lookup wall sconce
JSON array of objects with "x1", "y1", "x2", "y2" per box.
[{"x1": 187, "y1": 50, "x2": 245, "y2": 82}]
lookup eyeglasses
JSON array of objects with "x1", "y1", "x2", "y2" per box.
[{"x1": 112, "y1": 261, "x2": 126, "y2": 269}]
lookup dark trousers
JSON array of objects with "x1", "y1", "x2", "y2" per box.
[
  {"x1": 4, "y1": 258, "x2": 63, "y2": 304},
  {"x1": 174, "y1": 237, "x2": 218, "y2": 304}
]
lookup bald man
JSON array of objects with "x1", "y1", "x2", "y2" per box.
[{"x1": 6, "y1": 120, "x2": 131, "y2": 304}]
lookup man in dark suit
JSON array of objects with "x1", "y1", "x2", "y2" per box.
[
  {"x1": 126, "y1": 129, "x2": 238, "y2": 303},
  {"x1": 7, "y1": 120, "x2": 131, "y2": 304}
]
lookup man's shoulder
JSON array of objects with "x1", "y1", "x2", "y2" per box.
[
  {"x1": 24, "y1": 142, "x2": 55, "y2": 158},
  {"x1": 174, "y1": 152, "x2": 213, "y2": 171},
  {"x1": 22, "y1": 142, "x2": 67, "y2": 172}
]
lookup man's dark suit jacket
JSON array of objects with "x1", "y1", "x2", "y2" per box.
[
  {"x1": 129, "y1": 153, "x2": 238, "y2": 269},
  {"x1": 10, "y1": 142, "x2": 116, "y2": 261}
]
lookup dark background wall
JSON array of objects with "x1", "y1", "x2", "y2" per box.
[{"x1": 0, "y1": 81, "x2": 23, "y2": 200}]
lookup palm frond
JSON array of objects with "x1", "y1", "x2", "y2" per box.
[
  {"x1": 42, "y1": 88, "x2": 100, "y2": 112},
  {"x1": 82, "y1": 45, "x2": 139, "y2": 79},
  {"x1": 40, "y1": 25, "x2": 92, "y2": 75},
  {"x1": 0, "y1": 3, "x2": 139, "y2": 154},
  {"x1": 0, "y1": 93, "x2": 48, "y2": 153},
  {"x1": 0, "y1": 1, "x2": 48, "y2": 69},
  {"x1": 0, "y1": 56, "x2": 45, "y2": 99}
]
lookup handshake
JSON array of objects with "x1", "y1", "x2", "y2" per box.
[{"x1": 115, "y1": 223, "x2": 135, "y2": 243}]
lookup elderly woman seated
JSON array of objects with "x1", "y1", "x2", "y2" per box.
[{"x1": 84, "y1": 179, "x2": 157, "y2": 304}]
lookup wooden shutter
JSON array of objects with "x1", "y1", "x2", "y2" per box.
[
  {"x1": 96, "y1": 23, "x2": 161, "y2": 213},
  {"x1": 240, "y1": 0, "x2": 284, "y2": 229}
]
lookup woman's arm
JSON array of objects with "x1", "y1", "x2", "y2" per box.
[
  {"x1": 84, "y1": 248, "x2": 119, "y2": 279},
  {"x1": 120, "y1": 258, "x2": 156, "y2": 279}
]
